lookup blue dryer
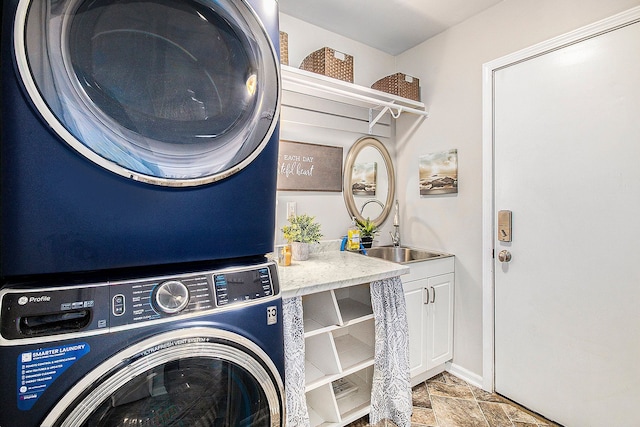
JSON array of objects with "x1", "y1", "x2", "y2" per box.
[
  {"x1": 0, "y1": 260, "x2": 285, "y2": 426},
  {"x1": 1, "y1": 0, "x2": 281, "y2": 279}
]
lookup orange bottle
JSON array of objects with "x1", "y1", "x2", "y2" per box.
[{"x1": 284, "y1": 245, "x2": 292, "y2": 266}]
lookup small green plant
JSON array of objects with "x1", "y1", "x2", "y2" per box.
[
  {"x1": 282, "y1": 214, "x2": 323, "y2": 243},
  {"x1": 356, "y1": 217, "x2": 379, "y2": 237}
]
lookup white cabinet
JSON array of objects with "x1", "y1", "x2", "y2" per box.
[
  {"x1": 302, "y1": 284, "x2": 375, "y2": 427},
  {"x1": 402, "y1": 256, "x2": 454, "y2": 385}
]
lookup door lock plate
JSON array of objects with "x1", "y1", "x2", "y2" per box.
[{"x1": 498, "y1": 210, "x2": 512, "y2": 242}]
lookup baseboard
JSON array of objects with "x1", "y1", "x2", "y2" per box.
[
  {"x1": 445, "y1": 362, "x2": 484, "y2": 390},
  {"x1": 410, "y1": 365, "x2": 446, "y2": 387}
]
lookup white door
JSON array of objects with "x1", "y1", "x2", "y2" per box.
[{"x1": 493, "y1": 18, "x2": 640, "y2": 427}]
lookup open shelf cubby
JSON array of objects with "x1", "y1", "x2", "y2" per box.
[
  {"x1": 302, "y1": 291, "x2": 341, "y2": 337},
  {"x1": 334, "y1": 284, "x2": 373, "y2": 325},
  {"x1": 302, "y1": 285, "x2": 376, "y2": 427},
  {"x1": 306, "y1": 366, "x2": 375, "y2": 427}
]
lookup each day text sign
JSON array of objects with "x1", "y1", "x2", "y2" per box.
[{"x1": 277, "y1": 140, "x2": 343, "y2": 192}]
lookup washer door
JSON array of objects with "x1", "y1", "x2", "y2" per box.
[
  {"x1": 15, "y1": 0, "x2": 280, "y2": 186},
  {"x1": 41, "y1": 329, "x2": 285, "y2": 427}
]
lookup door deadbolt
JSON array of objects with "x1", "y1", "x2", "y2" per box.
[
  {"x1": 498, "y1": 250, "x2": 512, "y2": 263},
  {"x1": 497, "y1": 210, "x2": 512, "y2": 242}
]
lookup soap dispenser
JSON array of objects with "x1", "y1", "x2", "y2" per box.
[{"x1": 347, "y1": 217, "x2": 361, "y2": 251}]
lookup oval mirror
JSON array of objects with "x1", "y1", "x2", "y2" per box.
[{"x1": 343, "y1": 136, "x2": 395, "y2": 226}]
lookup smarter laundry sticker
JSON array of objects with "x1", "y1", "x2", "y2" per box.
[{"x1": 17, "y1": 343, "x2": 90, "y2": 410}]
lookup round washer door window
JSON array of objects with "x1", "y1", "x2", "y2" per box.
[
  {"x1": 42, "y1": 329, "x2": 285, "y2": 427},
  {"x1": 15, "y1": 0, "x2": 280, "y2": 186}
]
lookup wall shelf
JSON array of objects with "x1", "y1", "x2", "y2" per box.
[{"x1": 281, "y1": 65, "x2": 428, "y2": 134}]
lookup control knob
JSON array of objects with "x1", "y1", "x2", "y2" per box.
[{"x1": 154, "y1": 280, "x2": 190, "y2": 314}]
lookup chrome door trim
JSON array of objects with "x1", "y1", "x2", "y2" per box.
[{"x1": 13, "y1": 0, "x2": 281, "y2": 187}]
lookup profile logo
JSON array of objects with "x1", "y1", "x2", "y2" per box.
[{"x1": 17, "y1": 295, "x2": 51, "y2": 305}]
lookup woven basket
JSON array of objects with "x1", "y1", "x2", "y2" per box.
[
  {"x1": 279, "y1": 31, "x2": 289, "y2": 65},
  {"x1": 299, "y1": 47, "x2": 353, "y2": 83},
  {"x1": 371, "y1": 73, "x2": 420, "y2": 101}
]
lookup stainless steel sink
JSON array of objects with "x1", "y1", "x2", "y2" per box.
[{"x1": 366, "y1": 246, "x2": 448, "y2": 264}]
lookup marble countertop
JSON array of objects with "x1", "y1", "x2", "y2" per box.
[{"x1": 276, "y1": 248, "x2": 410, "y2": 298}]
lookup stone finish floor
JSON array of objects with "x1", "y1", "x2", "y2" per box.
[{"x1": 347, "y1": 372, "x2": 559, "y2": 427}]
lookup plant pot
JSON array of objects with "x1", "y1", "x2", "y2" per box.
[
  {"x1": 291, "y1": 242, "x2": 310, "y2": 261},
  {"x1": 361, "y1": 236, "x2": 374, "y2": 249}
]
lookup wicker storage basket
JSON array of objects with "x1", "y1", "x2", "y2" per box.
[
  {"x1": 371, "y1": 72, "x2": 420, "y2": 101},
  {"x1": 279, "y1": 31, "x2": 289, "y2": 65},
  {"x1": 299, "y1": 47, "x2": 353, "y2": 83}
]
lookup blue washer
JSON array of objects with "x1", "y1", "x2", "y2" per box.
[{"x1": 0, "y1": 260, "x2": 285, "y2": 427}]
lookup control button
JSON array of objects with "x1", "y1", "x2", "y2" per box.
[
  {"x1": 154, "y1": 281, "x2": 190, "y2": 314},
  {"x1": 112, "y1": 294, "x2": 125, "y2": 316}
]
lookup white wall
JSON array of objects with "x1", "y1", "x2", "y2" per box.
[
  {"x1": 280, "y1": 14, "x2": 396, "y2": 87},
  {"x1": 395, "y1": 0, "x2": 640, "y2": 379},
  {"x1": 276, "y1": 15, "x2": 398, "y2": 246}
]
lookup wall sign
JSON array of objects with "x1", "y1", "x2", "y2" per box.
[{"x1": 277, "y1": 140, "x2": 343, "y2": 192}]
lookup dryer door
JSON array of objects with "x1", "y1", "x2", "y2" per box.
[
  {"x1": 14, "y1": 0, "x2": 280, "y2": 186},
  {"x1": 41, "y1": 329, "x2": 285, "y2": 427}
]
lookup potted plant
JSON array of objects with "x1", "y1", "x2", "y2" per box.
[
  {"x1": 356, "y1": 217, "x2": 379, "y2": 248},
  {"x1": 281, "y1": 214, "x2": 323, "y2": 261}
]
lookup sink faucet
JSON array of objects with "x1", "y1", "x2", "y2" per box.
[
  {"x1": 360, "y1": 198, "x2": 384, "y2": 215},
  {"x1": 390, "y1": 200, "x2": 401, "y2": 247}
]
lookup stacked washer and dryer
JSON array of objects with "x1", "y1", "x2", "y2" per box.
[{"x1": 0, "y1": 0, "x2": 285, "y2": 425}]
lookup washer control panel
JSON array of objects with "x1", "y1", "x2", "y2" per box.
[
  {"x1": 108, "y1": 261, "x2": 278, "y2": 327},
  {"x1": 0, "y1": 261, "x2": 279, "y2": 343},
  {"x1": 109, "y1": 271, "x2": 216, "y2": 325}
]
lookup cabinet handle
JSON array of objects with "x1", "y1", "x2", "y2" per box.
[
  {"x1": 424, "y1": 288, "x2": 430, "y2": 305},
  {"x1": 430, "y1": 286, "x2": 436, "y2": 304}
]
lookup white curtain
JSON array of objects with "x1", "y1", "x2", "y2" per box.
[
  {"x1": 283, "y1": 296, "x2": 310, "y2": 426},
  {"x1": 283, "y1": 276, "x2": 411, "y2": 427},
  {"x1": 369, "y1": 276, "x2": 412, "y2": 426}
]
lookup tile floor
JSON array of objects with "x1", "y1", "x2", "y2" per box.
[{"x1": 347, "y1": 372, "x2": 559, "y2": 427}]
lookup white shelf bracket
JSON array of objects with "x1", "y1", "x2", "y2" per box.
[{"x1": 368, "y1": 104, "x2": 403, "y2": 134}]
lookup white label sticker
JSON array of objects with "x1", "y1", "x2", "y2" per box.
[
  {"x1": 334, "y1": 51, "x2": 346, "y2": 61},
  {"x1": 266, "y1": 306, "x2": 278, "y2": 325}
]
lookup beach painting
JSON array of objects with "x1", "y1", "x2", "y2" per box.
[
  {"x1": 419, "y1": 149, "x2": 458, "y2": 195},
  {"x1": 352, "y1": 162, "x2": 377, "y2": 196}
]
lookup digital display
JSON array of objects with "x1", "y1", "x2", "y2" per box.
[{"x1": 213, "y1": 267, "x2": 273, "y2": 306}]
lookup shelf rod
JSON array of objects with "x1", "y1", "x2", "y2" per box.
[{"x1": 282, "y1": 74, "x2": 429, "y2": 118}]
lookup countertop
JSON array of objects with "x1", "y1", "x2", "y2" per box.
[{"x1": 276, "y1": 248, "x2": 410, "y2": 298}]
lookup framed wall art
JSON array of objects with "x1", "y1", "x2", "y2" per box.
[
  {"x1": 419, "y1": 149, "x2": 458, "y2": 195},
  {"x1": 351, "y1": 162, "x2": 377, "y2": 196},
  {"x1": 277, "y1": 140, "x2": 343, "y2": 192}
]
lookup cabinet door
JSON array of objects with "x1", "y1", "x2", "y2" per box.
[
  {"x1": 403, "y1": 278, "x2": 428, "y2": 379},
  {"x1": 426, "y1": 273, "x2": 454, "y2": 369}
]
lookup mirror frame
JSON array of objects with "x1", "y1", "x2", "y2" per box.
[{"x1": 343, "y1": 136, "x2": 396, "y2": 226}]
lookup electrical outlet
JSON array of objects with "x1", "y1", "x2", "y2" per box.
[{"x1": 286, "y1": 202, "x2": 296, "y2": 219}]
